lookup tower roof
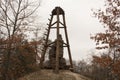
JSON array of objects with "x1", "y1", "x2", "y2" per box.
[{"x1": 52, "y1": 7, "x2": 64, "y2": 15}]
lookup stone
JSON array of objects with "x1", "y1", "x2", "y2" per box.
[{"x1": 45, "y1": 34, "x2": 67, "y2": 69}]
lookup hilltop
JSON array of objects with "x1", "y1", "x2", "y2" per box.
[{"x1": 18, "y1": 70, "x2": 90, "y2": 80}]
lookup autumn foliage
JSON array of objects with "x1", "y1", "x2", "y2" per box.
[
  {"x1": 0, "y1": 0, "x2": 41, "y2": 80},
  {"x1": 91, "y1": 0, "x2": 120, "y2": 79},
  {"x1": 0, "y1": 34, "x2": 41, "y2": 80}
]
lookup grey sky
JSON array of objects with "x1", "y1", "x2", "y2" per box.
[{"x1": 37, "y1": 0, "x2": 105, "y2": 61}]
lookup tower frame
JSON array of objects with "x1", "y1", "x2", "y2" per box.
[{"x1": 40, "y1": 7, "x2": 73, "y2": 73}]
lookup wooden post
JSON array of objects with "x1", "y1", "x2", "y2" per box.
[
  {"x1": 55, "y1": 8, "x2": 60, "y2": 73},
  {"x1": 63, "y1": 14, "x2": 73, "y2": 69},
  {"x1": 40, "y1": 15, "x2": 53, "y2": 68}
]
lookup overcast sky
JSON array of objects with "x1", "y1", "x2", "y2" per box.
[{"x1": 37, "y1": 0, "x2": 105, "y2": 61}]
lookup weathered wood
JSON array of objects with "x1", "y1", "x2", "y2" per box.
[
  {"x1": 40, "y1": 15, "x2": 53, "y2": 68},
  {"x1": 55, "y1": 7, "x2": 60, "y2": 73},
  {"x1": 63, "y1": 14, "x2": 73, "y2": 70},
  {"x1": 41, "y1": 7, "x2": 73, "y2": 73}
]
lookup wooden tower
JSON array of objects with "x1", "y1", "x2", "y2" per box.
[{"x1": 40, "y1": 7, "x2": 73, "y2": 73}]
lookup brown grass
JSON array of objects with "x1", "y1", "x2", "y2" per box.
[{"x1": 18, "y1": 70, "x2": 90, "y2": 80}]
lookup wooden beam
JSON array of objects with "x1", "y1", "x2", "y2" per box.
[
  {"x1": 40, "y1": 15, "x2": 53, "y2": 68},
  {"x1": 55, "y1": 7, "x2": 60, "y2": 73},
  {"x1": 63, "y1": 14, "x2": 73, "y2": 70},
  {"x1": 51, "y1": 27, "x2": 64, "y2": 29}
]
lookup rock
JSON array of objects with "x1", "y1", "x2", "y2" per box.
[{"x1": 44, "y1": 34, "x2": 67, "y2": 69}]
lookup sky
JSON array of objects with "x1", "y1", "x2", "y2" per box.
[{"x1": 37, "y1": 0, "x2": 105, "y2": 61}]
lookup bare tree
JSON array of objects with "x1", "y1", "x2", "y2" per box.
[{"x1": 0, "y1": 0, "x2": 40, "y2": 79}]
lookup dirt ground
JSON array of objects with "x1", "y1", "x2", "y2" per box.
[{"x1": 18, "y1": 70, "x2": 90, "y2": 80}]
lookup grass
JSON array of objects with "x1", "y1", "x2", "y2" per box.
[{"x1": 18, "y1": 69, "x2": 90, "y2": 80}]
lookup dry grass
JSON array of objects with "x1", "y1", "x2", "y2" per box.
[{"x1": 18, "y1": 70, "x2": 90, "y2": 80}]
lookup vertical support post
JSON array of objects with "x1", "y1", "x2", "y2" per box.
[
  {"x1": 55, "y1": 8, "x2": 60, "y2": 73},
  {"x1": 63, "y1": 14, "x2": 73, "y2": 69},
  {"x1": 40, "y1": 15, "x2": 53, "y2": 68}
]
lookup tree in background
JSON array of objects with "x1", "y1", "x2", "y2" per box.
[
  {"x1": 76, "y1": 60, "x2": 91, "y2": 77},
  {"x1": 0, "y1": 34, "x2": 42, "y2": 80},
  {"x1": 0, "y1": 0, "x2": 40, "y2": 80},
  {"x1": 91, "y1": 53, "x2": 112, "y2": 80},
  {"x1": 91, "y1": 0, "x2": 120, "y2": 79}
]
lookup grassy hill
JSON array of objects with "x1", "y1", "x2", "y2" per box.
[{"x1": 18, "y1": 69, "x2": 90, "y2": 80}]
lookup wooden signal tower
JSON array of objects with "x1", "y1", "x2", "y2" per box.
[{"x1": 40, "y1": 7, "x2": 73, "y2": 73}]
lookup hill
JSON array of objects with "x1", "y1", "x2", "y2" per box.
[{"x1": 18, "y1": 69, "x2": 90, "y2": 80}]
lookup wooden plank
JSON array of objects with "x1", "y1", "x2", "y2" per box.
[
  {"x1": 63, "y1": 14, "x2": 73, "y2": 70},
  {"x1": 55, "y1": 7, "x2": 60, "y2": 73}
]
